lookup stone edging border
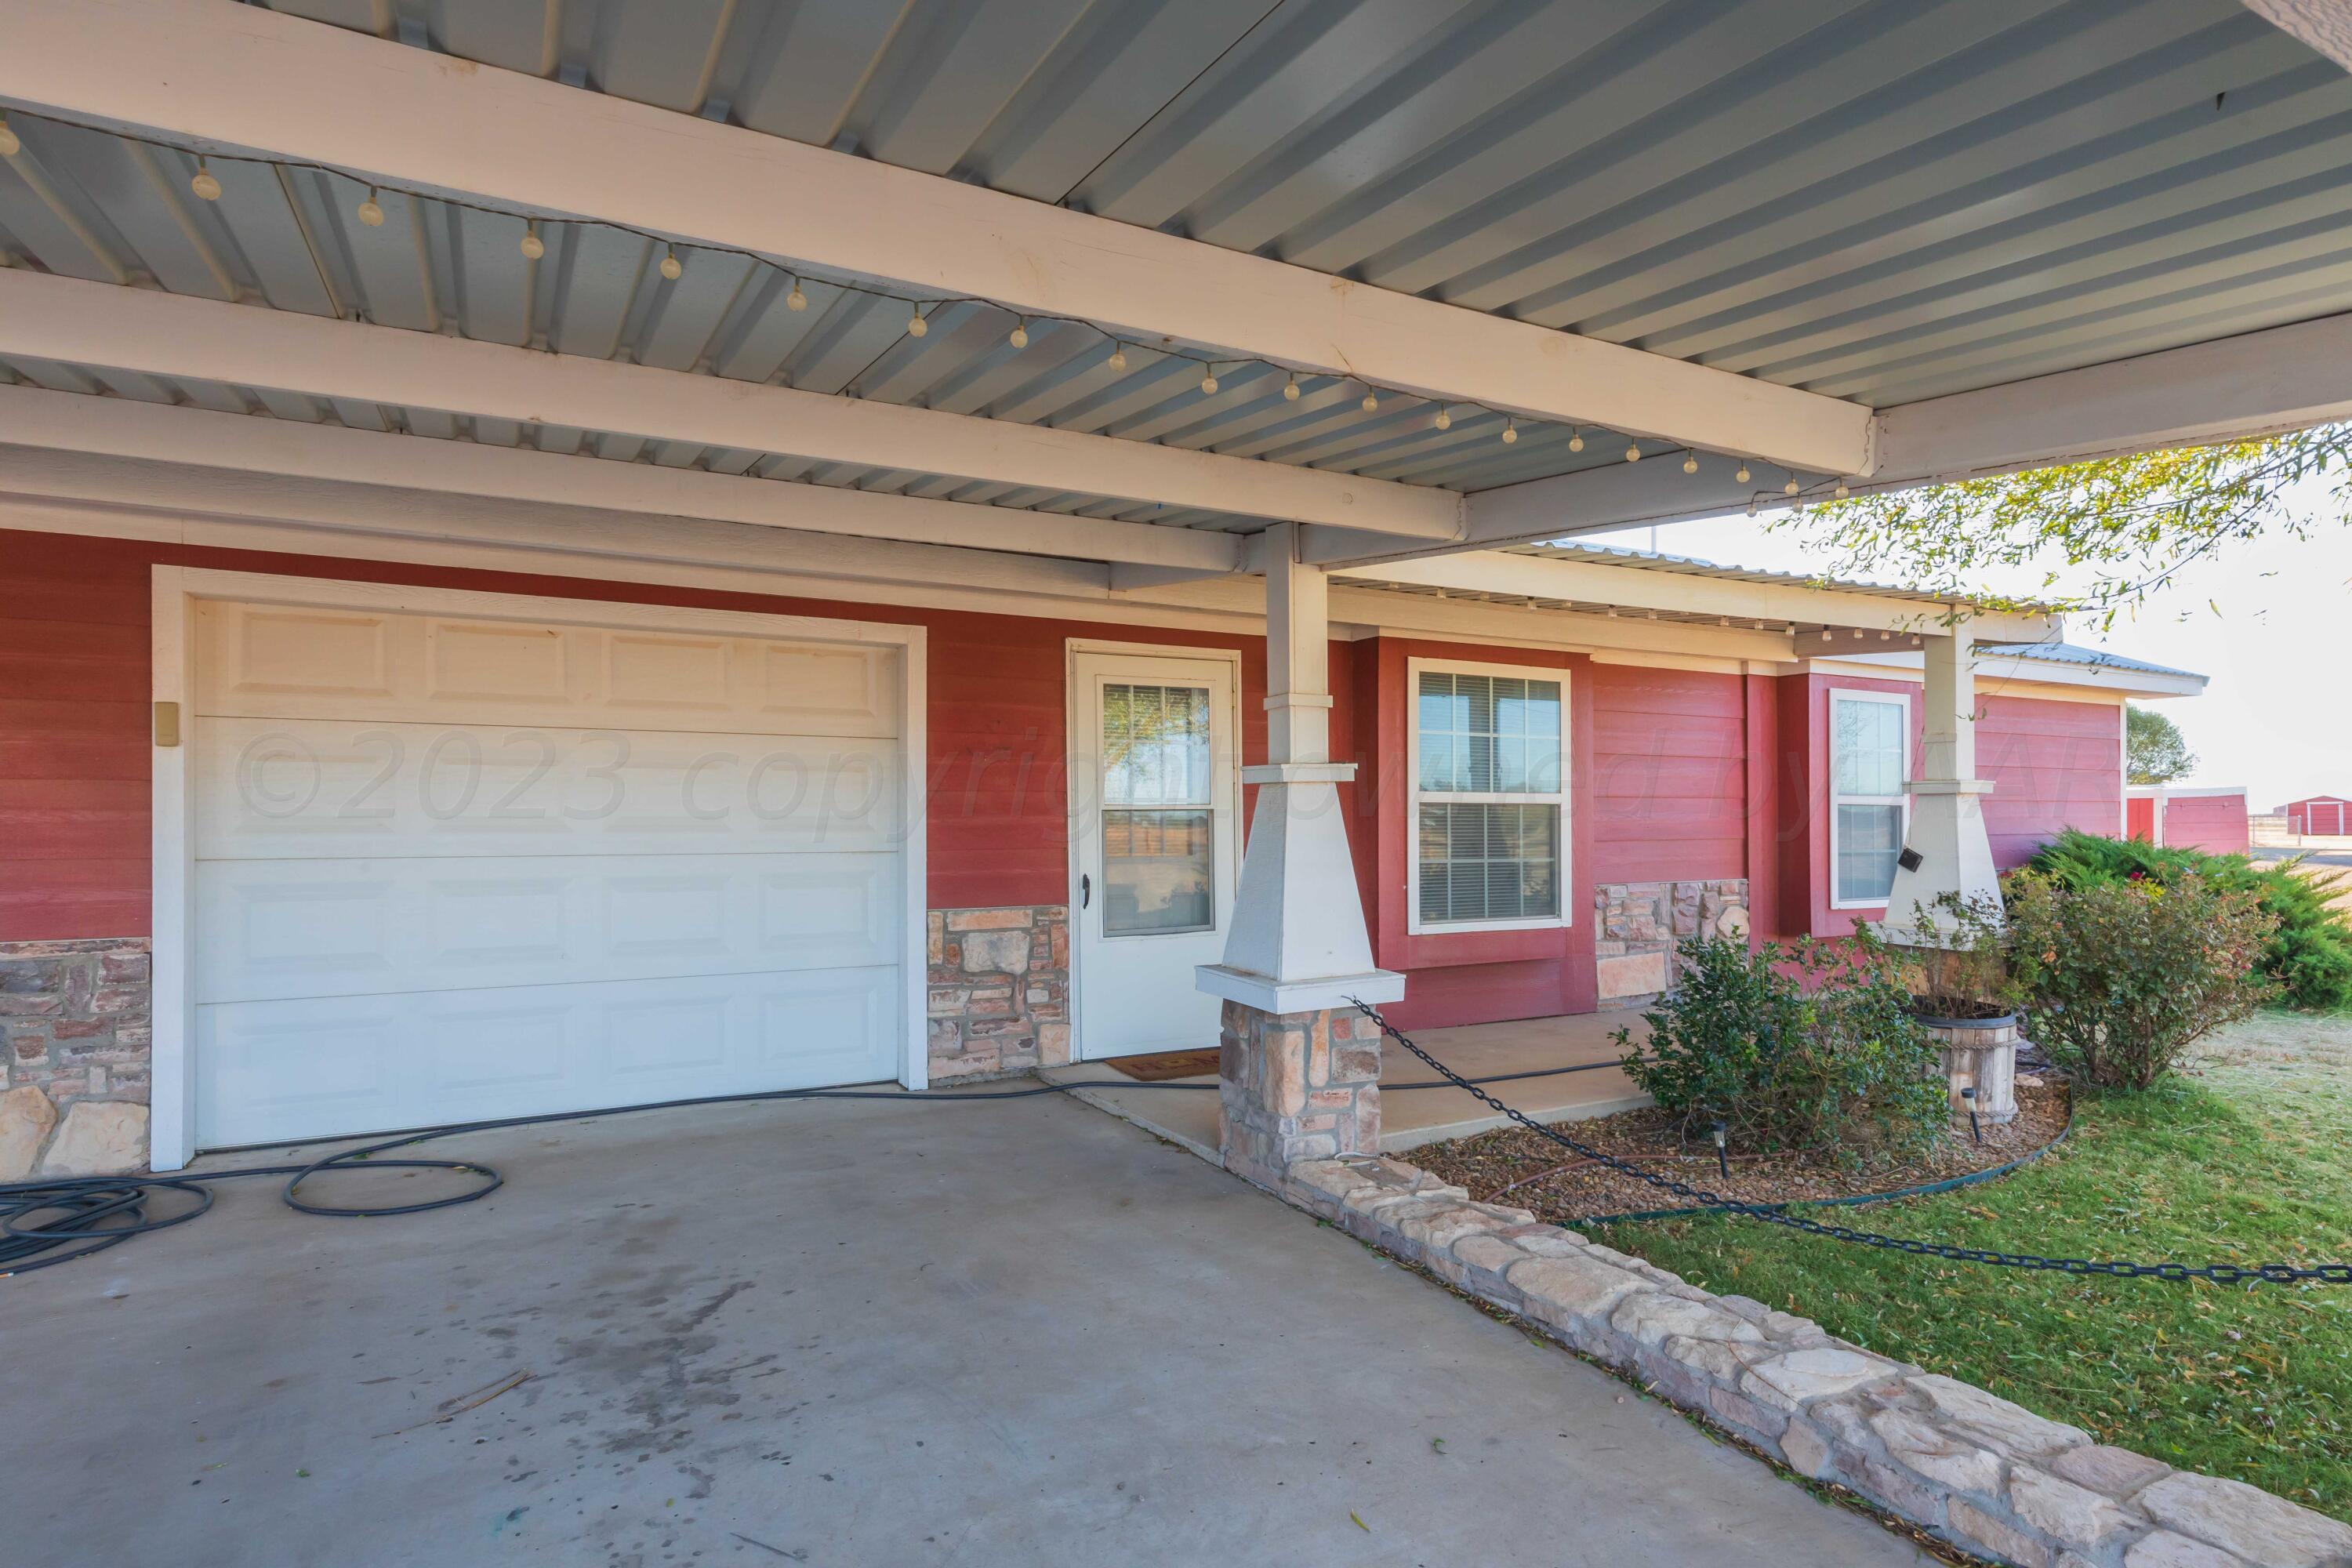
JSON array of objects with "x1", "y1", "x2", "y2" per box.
[{"x1": 1281, "y1": 1152, "x2": 2352, "y2": 1568}]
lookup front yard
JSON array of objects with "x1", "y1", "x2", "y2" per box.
[{"x1": 1573, "y1": 1022, "x2": 2352, "y2": 1524}]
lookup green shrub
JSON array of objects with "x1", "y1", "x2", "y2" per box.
[
  {"x1": 2024, "y1": 829, "x2": 2352, "y2": 1011},
  {"x1": 1617, "y1": 936, "x2": 1946, "y2": 1165},
  {"x1": 2005, "y1": 869, "x2": 2276, "y2": 1089}
]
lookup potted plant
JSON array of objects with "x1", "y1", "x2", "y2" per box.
[{"x1": 1882, "y1": 894, "x2": 2024, "y2": 1124}]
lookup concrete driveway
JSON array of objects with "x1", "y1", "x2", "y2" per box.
[{"x1": 0, "y1": 1092, "x2": 1933, "y2": 1566}]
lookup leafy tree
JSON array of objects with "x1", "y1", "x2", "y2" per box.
[
  {"x1": 2125, "y1": 705, "x2": 2197, "y2": 785},
  {"x1": 1791, "y1": 425, "x2": 2351, "y2": 630}
]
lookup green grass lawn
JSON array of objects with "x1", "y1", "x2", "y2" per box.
[{"x1": 1593, "y1": 1055, "x2": 2352, "y2": 1523}]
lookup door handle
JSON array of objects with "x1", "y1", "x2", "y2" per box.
[{"x1": 1080, "y1": 873, "x2": 1091, "y2": 909}]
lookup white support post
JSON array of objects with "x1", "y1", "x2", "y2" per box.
[
  {"x1": 1883, "y1": 625, "x2": 2002, "y2": 934},
  {"x1": 1198, "y1": 524, "x2": 1403, "y2": 1185}
]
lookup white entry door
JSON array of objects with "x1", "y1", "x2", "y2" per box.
[
  {"x1": 187, "y1": 596, "x2": 909, "y2": 1148},
  {"x1": 1070, "y1": 651, "x2": 1239, "y2": 1061}
]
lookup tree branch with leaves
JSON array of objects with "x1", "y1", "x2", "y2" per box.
[{"x1": 1788, "y1": 423, "x2": 2352, "y2": 631}]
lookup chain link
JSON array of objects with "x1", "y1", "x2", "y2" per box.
[{"x1": 1349, "y1": 1000, "x2": 2351, "y2": 1287}]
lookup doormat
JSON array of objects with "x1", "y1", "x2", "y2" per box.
[{"x1": 1103, "y1": 1049, "x2": 1223, "y2": 1081}]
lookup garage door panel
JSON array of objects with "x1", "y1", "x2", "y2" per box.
[
  {"x1": 198, "y1": 602, "x2": 900, "y2": 737},
  {"x1": 196, "y1": 852, "x2": 898, "y2": 1003},
  {"x1": 194, "y1": 967, "x2": 899, "y2": 1147},
  {"x1": 194, "y1": 718, "x2": 902, "y2": 858}
]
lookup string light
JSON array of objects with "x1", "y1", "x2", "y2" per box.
[
  {"x1": 1834, "y1": 477, "x2": 1850, "y2": 499},
  {"x1": 1735, "y1": 463, "x2": 1751, "y2": 484},
  {"x1": 1822, "y1": 630, "x2": 1833, "y2": 642},
  {"x1": 1746, "y1": 497, "x2": 1759, "y2": 517},
  {"x1": 1624, "y1": 441, "x2": 1641, "y2": 463},
  {"x1": 1784, "y1": 476, "x2": 1801, "y2": 495},
  {"x1": 1008, "y1": 320, "x2": 1029, "y2": 349},
  {"x1": 1880, "y1": 630, "x2": 1892, "y2": 640},
  {"x1": 7, "y1": 114, "x2": 1810, "y2": 488},
  {"x1": 1682, "y1": 452, "x2": 1698, "y2": 474}
]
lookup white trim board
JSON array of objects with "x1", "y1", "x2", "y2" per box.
[{"x1": 145, "y1": 565, "x2": 931, "y2": 1169}]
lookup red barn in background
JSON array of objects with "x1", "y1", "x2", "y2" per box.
[{"x1": 2280, "y1": 796, "x2": 2352, "y2": 837}]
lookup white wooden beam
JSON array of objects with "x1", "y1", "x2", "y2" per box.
[
  {"x1": 0, "y1": 0, "x2": 1875, "y2": 478},
  {"x1": 1379, "y1": 310, "x2": 2352, "y2": 567},
  {"x1": 0, "y1": 268, "x2": 1451, "y2": 541},
  {"x1": 1349, "y1": 551, "x2": 2058, "y2": 644},
  {"x1": 0, "y1": 382, "x2": 1247, "y2": 572}
]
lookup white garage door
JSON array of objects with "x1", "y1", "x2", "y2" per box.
[{"x1": 190, "y1": 597, "x2": 907, "y2": 1149}]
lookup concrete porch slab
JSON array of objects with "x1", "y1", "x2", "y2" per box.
[
  {"x1": 0, "y1": 1091, "x2": 1925, "y2": 1566},
  {"x1": 1051, "y1": 1011, "x2": 1650, "y2": 1163}
]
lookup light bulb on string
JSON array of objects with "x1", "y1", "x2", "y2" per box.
[
  {"x1": 1735, "y1": 463, "x2": 1751, "y2": 484},
  {"x1": 1432, "y1": 407, "x2": 1452, "y2": 430},
  {"x1": 357, "y1": 189, "x2": 385, "y2": 227},
  {"x1": 1501, "y1": 419, "x2": 1518, "y2": 445},
  {"x1": 1834, "y1": 477, "x2": 1849, "y2": 499},
  {"x1": 1784, "y1": 477, "x2": 1801, "y2": 496},
  {"x1": 1008, "y1": 321, "x2": 1029, "y2": 350},
  {"x1": 659, "y1": 247, "x2": 684, "y2": 281},
  {"x1": 906, "y1": 307, "x2": 929, "y2": 338},
  {"x1": 1567, "y1": 430, "x2": 1584, "y2": 452},
  {"x1": 1682, "y1": 452, "x2": 1698, "y2": 474},
  {"x1": 1282, "y1": 373, "x2": 1300, "y2": 401},
  {"x1": 1360, "y1": 390, "x2": 1378, "y2": 413},
  {"x1": 1107, "y1": 345, "x2": 1127, "y2": 371},
  {"x1": 1200, "y1": 367, "x2": 1219, "y2": 396},
  {"x1": 519, "y1": 223, "x2": 545, "y2": 260},
  {"x1": 1624, "y1": 442, "x2": 1641, "y2": 463},
  {"x1": 191, "y1": 162, "x2": 221, "y2": 201},
  {"x1": 786, "y1": 277, "x2": 808, "y2": 311}
]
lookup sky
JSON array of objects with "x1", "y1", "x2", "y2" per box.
[{"x1": 1638, "y1": 478, "x2": 2352, "y2": 811}]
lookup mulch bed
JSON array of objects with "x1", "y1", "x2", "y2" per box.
[{"x1": 1413, "y1": 1077, "x2": 2072, "y2": 1225}]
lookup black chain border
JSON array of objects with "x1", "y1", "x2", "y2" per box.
[{"x1": 1348, "y1": 1000, "x2": 2351, "y2": 1287}]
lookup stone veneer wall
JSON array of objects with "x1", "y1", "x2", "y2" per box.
[
  {"x1": 1280, "y1": 1153, "x2": 2352, "y2": 1568},
  {"x1": 926, "y1": 906, "x2": 1069, "y2": 1080},
  {"x1": 0, "y1": 938, "x2": 153, "y2": 1178},
  {"x1": 1217, "y1": 1003, "x2": 1382, "y2": 1189},
  {"x1": 1594, "y1": 878, "x2": 1750, "y2": 1011}
]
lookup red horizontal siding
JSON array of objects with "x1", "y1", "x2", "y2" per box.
[
  {"x1": 1978, "y1": 695, "x2": 2122, "y2": 869},
  {"x1": 2161, "y1": 793, "x2": 2250, "y2": 855},
  {"x1": 1588, "y1": 663, "x2": 1747, "y2": 887}
]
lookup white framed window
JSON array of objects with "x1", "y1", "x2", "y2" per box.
[
  {"x1": 1828, "y1": 689, "x2": 1910, "y2": 909},
  {"x1": 1406, "y1": 657, "x2": 1570, "y2": 935}
]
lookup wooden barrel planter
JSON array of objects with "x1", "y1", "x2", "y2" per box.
[{"x1": 1915, "y1": 1011, "x2": 2021, "y2": 1124}]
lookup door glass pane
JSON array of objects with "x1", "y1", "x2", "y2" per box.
[
  {"x1": 1103, "y1": 808, "x2": 1213, "y2": 935},
  {"x1": 1099, "y1": 683, "x2": 1214, "y2": 936},
  {"x1": 1835, "y1": 803, "x2": 1903, "y2": 905}
]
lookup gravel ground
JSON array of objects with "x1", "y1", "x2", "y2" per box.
[{"x1": 1412, "y1": 1079, "x2": 2071, "y2": 1223}]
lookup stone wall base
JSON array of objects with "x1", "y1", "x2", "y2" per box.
[
  {"x1": 1595, "y1": 879, "x2": 1750, "y2": 1012},
  {"x1": 927, "y1": 906, "x2": 1069, "y2": 1081},
  {"x1": 2, "y1": 938, "x2": 152, "y2": 1178},
  {"x1": 1218, "y1": 1002, "x2": 1381, "y2": 1189},
  {"x1": 1278, "y1": 1152, "x2": 2350, "y2": 1568}
]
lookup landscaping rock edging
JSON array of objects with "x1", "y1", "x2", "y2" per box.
[{"x1": 1282, "y1": 1153, "x2": 2352, "y2": 1568}]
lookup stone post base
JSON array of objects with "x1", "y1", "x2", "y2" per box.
[
  {"x1": 1218, "y1": 1000, "x2": 1381, "y2": 1188},
  {"x1": 1923, "y1": 1016, "x2": 2020, "y2": 1124}
]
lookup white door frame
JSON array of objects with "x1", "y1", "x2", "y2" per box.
[
  {"x1": 1063, "y1": 637, "x2": 1244, "y2": 1063},
  {"x1": 148, "y1": 565, "x2": 929, "y2": 1171}
]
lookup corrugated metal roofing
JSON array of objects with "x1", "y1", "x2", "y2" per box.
[
  {"x1": 1507, "y1": 539, "x2": 1999, "y2": 606},
  {"x1": 1995, "y1": 641, "x2": 2202, "y2": 680},
  {"x1": 3, "y1": 0, "x2": 2348, "y2": 542}
]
